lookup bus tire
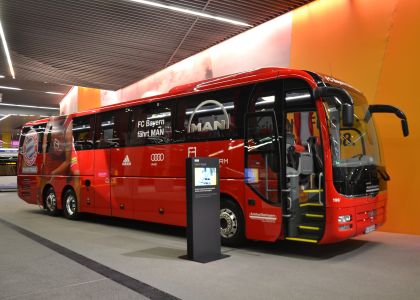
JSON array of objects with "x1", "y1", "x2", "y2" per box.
[
  {"x1": 44, "y1": 187, "x2": 59, "y2": 216},
  {"x1": 63, "y1": 189, "x2": 80, "y2": 220},
  {"x1": 220, "y1": 198, "x2": 245, "y2": 247}
]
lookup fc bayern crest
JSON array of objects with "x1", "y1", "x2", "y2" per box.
[{"x1": 23, "y1": 129, "x2": 38, "y2": 166}]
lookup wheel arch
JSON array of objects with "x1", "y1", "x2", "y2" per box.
[
  {"x1": 221, "y1": 192, "x2": 245, "y2": 214},
  {"x1": 61, "y1": 184, "x2": 75, "y2": 202}
]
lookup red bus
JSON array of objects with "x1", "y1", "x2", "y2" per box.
[{"x1": 17, "y1": 68, "x2": 409, "y2": 246}]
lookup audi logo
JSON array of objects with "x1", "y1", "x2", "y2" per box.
[{"x1": 150, "y1": 153, "x2": 165, "y2": 162}]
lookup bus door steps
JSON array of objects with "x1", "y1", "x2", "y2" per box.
[
  {"x1": 303, "y1": 213, "x2": 324, "y2": 219},
  {"x1": 300, "y1": 203, "x2": 324, "y2": 213},
  {"x1": 298, "y1": 223, "x2": 323, "y2": 232},
  {"x1": 285, "y1": 233, "x2": 320, "y2": 243},
  {"x1": 299, "y1": 202, "x2": 324, "y2": 208}
]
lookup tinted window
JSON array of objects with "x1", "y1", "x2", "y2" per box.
[
  {"x1": 113, "y1": 108, "x2": 131, "y2": 147},
  {"x1": 19, "y1": 124, "x2": 46, "y2": 155},
  {"x1": 245, "y1": 112, "x2": 280, "y2": 203},
  {"x1": 95, "y1": 112, "x2": 116, "y2": 149},
  {"x1": 19, "y1": 127, "x2": 30, "y2": 149},
  {"x1": 175, "y1": 86, "x2": 248, "y2": 142},
  {"x1": 73, "y1": 116, "x2": 95, "y2": 150},
  {"x1": 248, "y1": 81, "x2": 279, "y2": 114},
  {"x1": 284, "y1": 79, "x2": 313, "y2": 110},
  {"x1": 33, "y1": 124, "x2": 46, "y2": 153},
  {"x1": 129, "y1": 101, "x2": 174, "y2": 146}
]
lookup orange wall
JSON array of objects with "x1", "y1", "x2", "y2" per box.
[
  {"x1": 77, "y1": 87, "x2": 101, "y2": 112},
  {"x1": 290, "y1": 0, "x2": 420, "y2": 235},
  {"x1": 373, "y1": 0, "x2": 420, "y2": 234}
]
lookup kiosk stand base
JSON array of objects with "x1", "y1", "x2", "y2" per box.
[{"x1": 179, "y1": 254, "x2": 229, "y2": 264}]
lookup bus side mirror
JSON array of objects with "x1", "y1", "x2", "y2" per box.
[
  {"x1": 313, "y1": 86, "x2": 354, "y2": 126},
  {"x1": 342, "y1": 104, "x2": 354, "y2": 127},
  {"x1": 365, "y1": 104, "x2": 409, "y2": 137},
  {"x1": 402, "y1": 119, "x2": 409, "y2": 137}
]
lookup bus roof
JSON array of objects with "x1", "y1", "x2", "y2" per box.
[
  {"x1": 74, "y1": 67, "x2": 315, "y2": 116},
  {"x1": 22, "y1": 67, "x2": 317, "y2": 126}
]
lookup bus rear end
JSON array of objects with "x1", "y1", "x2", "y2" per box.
[{"x1": 17, "y1": 121, "x2": 48, "y2": 206}]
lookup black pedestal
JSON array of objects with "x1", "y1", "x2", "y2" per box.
[{"x1": 182, "y1": 157, "x2": 229, "y2": 263}]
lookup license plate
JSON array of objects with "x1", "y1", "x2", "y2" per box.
[{"x1": 365, "y1": 224, "x2": 376, "y2": 234}]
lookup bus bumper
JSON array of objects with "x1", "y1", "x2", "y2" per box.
[{"x1": 319, "y1": 200, "x2": 386, "y2": 244}]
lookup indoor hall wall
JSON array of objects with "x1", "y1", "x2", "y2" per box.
[
  {"x1": 60, "y1": 0, "x2": 419, "y2": 235},
  {"x1": 289, "y1": 0, "x2": 419, "y2": 235}
]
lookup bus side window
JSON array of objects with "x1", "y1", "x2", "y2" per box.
[
  {"x1": 19, "y1": 127, "x2": 30, "y2": 153},
  {"x1": 129, "y1": 101, "x2": 174, "y2": 146},
  {"x1": 73, "y1": 116, "x2": 95, "y2": 150},
  {"x1": 113, "y1": 108, "x2": 131, "y2": 147},
  {"x1": 248, "y1": 81, "x2": 278, "y2": 114},
  {"x1": 33, "y1": 124, "x2": 46, "y2": 153},
  {"x1": 95, "y1": 112, "x2": 116, "y2": 149},
  {"x1": 175, "y1": 86, "x2": 247, "y2": 142}
]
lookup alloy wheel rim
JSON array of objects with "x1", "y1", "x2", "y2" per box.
[
  {"x1": 66, "y1": 194, "x2": 76, "y2": 216},
  {"x1": 220, "y1": 208, "x2": 238, "y2": 238},
  {"x1": 46, "y1": 192, "x2": 56, "y2": 211}
]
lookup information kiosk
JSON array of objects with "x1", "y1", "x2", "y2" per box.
[{"x1": 185, "y1": 157, "x2": 227, "y2": 263}]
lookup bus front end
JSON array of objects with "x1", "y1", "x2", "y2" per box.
[{"x1": 316, "y1": 76, "x2": 408, "y2": 243}]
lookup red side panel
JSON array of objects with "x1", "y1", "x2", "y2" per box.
[
  {"x1": 109, "y1": 140, "x2": 244, "y2": 226},
  {"x1": 244, "y1": 185, "x2": 282, "y2": 242},
  {"x1": 93, "y1": 149, "x2": 111, "y2": 216}
]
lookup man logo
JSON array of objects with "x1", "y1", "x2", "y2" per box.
[
  {"x1": 187, "y1": 100, "x2": 230, "y2": 133},
  {"x1": 150, "y1": 153, "x2": 164, "y2": 162}
]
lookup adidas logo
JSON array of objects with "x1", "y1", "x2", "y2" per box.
[{"x1": 122, "y1": 155, "x2": 131, "y2": 166}]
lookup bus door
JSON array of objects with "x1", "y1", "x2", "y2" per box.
[
  {"x1": 72, "y1": 115, "x2": 96, "y2": 213},
  {"x1": 244, "y1": 81, "x2": 283, "y2": 242},
  {"x1": 282, "y1": 78, "x2": 325, "y2": 242},
  {"x1": 92, "y1": 112, "x2": 115, "y2": 216}
]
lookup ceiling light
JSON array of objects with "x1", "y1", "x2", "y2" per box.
[
  {"x1": 0, "y1": 21, "x2": 15, "y2": 79},
  {"x1": 0, "y1": 114, "x2": 10, "y2": 122},
  {"x1": 128, "y1": 0, "x2": 252, "y2": 27},
  {"x1": 0, "y1": 85, "x2": 22, "y2": 91},
  {"x1": 0, "y1": 75, "x2": 5, "y2": 79},
  {"x1": 45, "y1": 91, "x2": 65, "y2": 95},
  {"x1": 0, "y1": 103, "x2": 58, "y2": 110}
]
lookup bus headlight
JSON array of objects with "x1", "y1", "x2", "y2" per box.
[{"x1": 338, "y1": 215, "x2": 352, "y2": 223}]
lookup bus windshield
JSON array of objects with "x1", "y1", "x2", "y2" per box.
[
  {"x1": 323, "y1": 89, "x2": 381, "y2": 168},
  {"x1": 323, "y1": 86, "x2": 383, "y2": 197}
]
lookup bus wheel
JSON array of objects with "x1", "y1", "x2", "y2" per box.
[
  {"x1": 45, "y1": 187, "x2": 59, "y2": 216},
  {"x1": 63, "y1": 189, "x2": 80, "y2": 220},
  {"x1": 220, "y1": 199, "x2": 245, "y2": 247}
]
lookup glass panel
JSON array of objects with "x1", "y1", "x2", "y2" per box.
[
  {"x1": 129, "y1": 101, "x2": 173, "y2": 146},
  {"x1": 95, "y1": 112, "x2": 116, "y2": 149},
  {"x1": 286, "y1": 111, "x2": 324, "y2": 204},
  {"x1": 245, "y1": 113, "x2": 280, "y2": 203},
  {"x1": 73, "y1": 116, "x2": 95, "y2": 150},
  {"x1": 175, "y1": 86, "x2": 247, "y2": 142},
  {"x1": 323, "y1": 89, "x2": 382, "y2": 196}
]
